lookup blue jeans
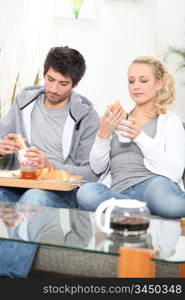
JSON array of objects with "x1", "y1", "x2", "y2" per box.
[
  {"x1": 0, "y1": 187, "x2": 78, "y2": 277},
  {"x1": 0, "y1": 240, "x2": 37, "y2": 278},
  {"x1": 77, "y1": 176, "x2": 185, "y2": 219},
  {"x1": 0, "y1": 187, "x2": 78, "y2": 208}
]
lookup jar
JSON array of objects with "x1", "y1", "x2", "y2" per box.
[
  {"x1": 18, "y1": 149, "x2": 38, "y2": 180},
  {"x1": 95, "y1": 198, "x2": 150, "y2": 236}
]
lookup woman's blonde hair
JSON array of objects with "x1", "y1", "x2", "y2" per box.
[{"x1": 131, "y1": 56, "x2": 175, "y2": 114}]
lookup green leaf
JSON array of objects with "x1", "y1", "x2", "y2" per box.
[
  {"x1": 166, "y1": 46, "x2": 185, "y2": 75},
  {"x1": 70, "y1": 0, "x2": 84, "y2": 19},
  {"x1": 168, "y1": 46, "x2": 185, "y2": 60},
  {"x1": 10, "y1": 74, "x2": 19, "y2": 105},
  {"x1": 34, "y1": 72, "x2": 40, "y2": 85}
]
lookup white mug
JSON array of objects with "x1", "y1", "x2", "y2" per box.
[{"x1": 116, "y1": 119, "x2": 133, "y2": 143}]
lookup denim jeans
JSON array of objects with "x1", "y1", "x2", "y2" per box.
[
  {"x1": 77, "y1": 176, "x2": 185, "y2": 219},
  {"x1": 0, "y1": 240, "x2": 38, "y2": 278},
  {"x1": 0, "y1": 187, "x2": 78, "y2": 277},
  {"x1": 0, "y1": 187, "x2": 79, "y2": 208}
]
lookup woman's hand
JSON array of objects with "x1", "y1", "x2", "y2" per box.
[
  {"x1": 98, "y1": 105, "x2": 125, "y2": 139},
  {"x1": 24, "y1": 147, "x2": 50, "y2": 169},
  {"x1": 118, "y1": 117, "x2": 141, "y2": 140},
  {"x1": 0, "y1": 134, "x2": 20, "y2": 155}
]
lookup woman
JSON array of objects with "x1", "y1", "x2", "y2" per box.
[{"x1": 77, "y1": 56, "x2": 185, "y2": 218}]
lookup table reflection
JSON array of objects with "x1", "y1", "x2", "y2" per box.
[
  {"x1": 94, "y1": 216, "x2": 182, "y2": 261},
  {"x1": 0, "y1": 200, "x2": 184, "y2": 263},
  {"x1": 0, "y1": 201, "x2": 93, "y2": 249}
]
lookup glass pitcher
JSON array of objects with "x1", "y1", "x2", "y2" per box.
[{"x1": 95, "y1": 198, "x2": 150, "y2": 236}]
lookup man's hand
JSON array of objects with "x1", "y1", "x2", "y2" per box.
[
  {"x1": 23, "y1": 147, "x2": 50, "y2": 169},
  {"x1": 0, "y1": 134, "x2": 20, "y2": 155}
]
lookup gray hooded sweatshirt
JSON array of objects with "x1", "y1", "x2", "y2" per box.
[{"x1": 0, "y1": 86, "x2": 99, "y2": 182}]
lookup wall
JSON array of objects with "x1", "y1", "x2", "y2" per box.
[
  {"x1": 154, "y1": 0, "x2": 185, "y2": 121},
  {"x1": 51, "y1": 0, "x2": 156, "y2": 114},
  {"x1": 0, "y1": 0, "x2": 185, "y2": 120}
]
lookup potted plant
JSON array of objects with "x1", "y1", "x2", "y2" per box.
[{"x1": 166, "y1": 46, "x2": 185, "y2": 82}]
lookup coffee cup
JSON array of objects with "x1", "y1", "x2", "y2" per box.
[{"x1": 117, "y1": 120, "x2": 133, "y2": 143}]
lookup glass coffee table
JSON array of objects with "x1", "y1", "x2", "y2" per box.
[{"x1": 0, "y1": 200, "x2": 185, "y2": 277}]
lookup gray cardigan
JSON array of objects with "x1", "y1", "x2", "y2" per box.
[{"x1": 0, "y1": 86, "x2": 99, "y2": 182}]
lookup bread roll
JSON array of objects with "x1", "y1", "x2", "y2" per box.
[
  {"x1": 111, "y1": 100, "x2": 121, "y2": 112},
  {"x1": 111, "y1": 100, "x2": 127, "y2": 119},
  {"x1": 16, "y1": 134, "x2": 27, "y2": 149}
]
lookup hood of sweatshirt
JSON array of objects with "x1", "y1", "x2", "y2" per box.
[{"x1": 17, "y1": 85, "x2": 94, "y2": 123}]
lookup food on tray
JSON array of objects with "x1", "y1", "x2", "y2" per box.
[
  {"x1": 36, "y1": 168, "x2": 70, "y2": 180},
  {"x1": 15, "y1": 134, "x2": 27, "y2": 149},
  {"x1": 0, "y1": 170, "x2": 20, "y2": 178},
  {"x1": 12, "y1": 167, "x2": 70, "y2": 180},
  {"x1": 110, "y1": 100, "x2": 127, "y2": 119},
  {"x1": 11, "y1": 162, "x2": 70, "y2": 180},
  {"x1": 11, "y1": 169, "x2": 21, "y2": 177}
]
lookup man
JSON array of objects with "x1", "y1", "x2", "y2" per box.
[
  {"x1": 0, "y1": 46, "x2": 99, "y2": 208},
  {"x1": 0, "y1": 46, "x2": 99, "y2": 277}
]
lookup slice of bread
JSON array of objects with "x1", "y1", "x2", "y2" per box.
[{"x1": 16, "y1": 134, "x2": 27, "y2": 149}]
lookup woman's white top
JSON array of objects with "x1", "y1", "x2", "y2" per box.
[{"x1": 90, "y1": 112, "x2": 185, "y2": 189}]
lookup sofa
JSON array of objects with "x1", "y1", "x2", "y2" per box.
[{"x1": 29, "y1": 241, "x2": 183, "y2": 278}]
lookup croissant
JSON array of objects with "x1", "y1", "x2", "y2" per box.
[
  {"x1": 36, "y1": 168, "x2": 70, "y2": 180},
  {"x1": 12, "y1": 166, "x2": 70, "y2": 181}
]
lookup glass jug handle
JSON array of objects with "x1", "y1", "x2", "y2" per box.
[{"x1": 95, "y1": 198, "x2": 116, "y2": 234}]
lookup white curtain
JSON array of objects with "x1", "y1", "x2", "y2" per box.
[{"x1": 0, "y1": 0, "x2": 54, "y2": 116}]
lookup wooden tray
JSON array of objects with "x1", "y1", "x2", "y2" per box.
[{"x1": 0, "y1": 171, "x2": 83, "y2": 191}]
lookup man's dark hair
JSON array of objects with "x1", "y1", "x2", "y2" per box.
[{"x1": 43, "y1": 46, "x2": 86, "y2": 87}]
